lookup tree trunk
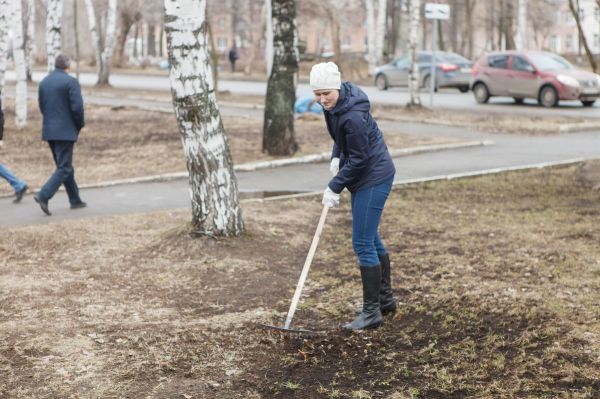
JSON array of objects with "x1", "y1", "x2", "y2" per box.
[
  {"x1": 325, "y1": 7, "x2": 341, "y2": 66},
  {"x1": 437, "y1": 20, "x2": 445, "y2": 51},
  {"x1": 407, "y1": 0, "x2": 421, "y2": 107},
  {"x1": 115, "y1": 11, "x2": 138, "y2": 67},
  {"x1": 206, "y1": 6, "x2": 218, "y2": 92},
  {"x1": 0, "y1": 0, "x2": 10, "y2": 93},
  {"x1": 515, "y1": 0, "x2": 527, "y2": 50},
  {"x1": 85, "y1": 0, "x2": 117, "y2": 86},
  {"x1": 25, "y1": 0, "x2": 35, "y2": 81},
  {"x1": 262, "y1": 0, "x2": 298, "y2": 156},
  {"x1": 265, "y1": 0, "x2": 273, "y2": 76},
  {"x1": 366, "y1": 0, "x2": 375, "y2": 75},
  {"x1": 147, "y1": 24, "x2": 156, "y2": 57},
  {"x1": 164, "y1": 0, "x2": 244, "y2": 237},
  {"x1": 74, "y1": 0, "x2": 80, "y2": 80},
  {"x1": 12, "y1": 0, "x2": 27, "y2": 127},
  {"x1": 46, "y1": 0, "x2": 63, "y2": 71},
  {"x1": 386, "y1": 0, "x2": 401, "y2": 59},
  {"x1": 375, "y1": 0, "x2": 386, "y2": 64},
  {"x1": 568, "y1": 0, "x2": 597, "y2": 72},
  {"x1": 465, "y1": 0, "x2": 476, "y2": 58}
]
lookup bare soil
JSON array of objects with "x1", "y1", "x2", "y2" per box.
[
  {"x1": 0, "y1": 97, "x2": 450, "y2": 196},
  {"x1": 1, "y1": 165, "x2": 599, "y2": 398}
]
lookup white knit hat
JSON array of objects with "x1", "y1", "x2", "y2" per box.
[{"x1": 310, "y1": 62, "x2": 342, "y2": 91}]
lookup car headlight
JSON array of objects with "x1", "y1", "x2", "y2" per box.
[{"x1": 556, "y1": 74, "x2": 580, "y2": 88}]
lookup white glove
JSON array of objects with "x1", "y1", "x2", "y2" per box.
[
  {"x1": 322, "y1": 187, "x2": 340, "y2": 208},
  {"x1": 329, "y1": 157, "x2": 340, "y2": 176}
]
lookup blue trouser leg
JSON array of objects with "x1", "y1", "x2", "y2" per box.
[
  {"x1": 39, "y1": 141, "x2": 81, "y2": 204},
  {"x1": 351, "y1": 177, "x2": 394, "y2": 267},
  {"x1": 0, "y1": 163, "x2": 27, "y2": 193}
]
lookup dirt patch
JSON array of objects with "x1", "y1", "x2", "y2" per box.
[
  {"x1": 1, "y1": 165, "x2": 599, "y2": 398},
  {"x1": 0, "y1": 97, "x2": 448, "y2": 196}
]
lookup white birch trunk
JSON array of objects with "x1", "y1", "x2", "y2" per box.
[
  {"x1": 515, "y1": 0, "x2": 527, "y2": 50},
  {"x1": 84, "y1": 0, "x2": 102, "y2": 79},
  {"x1": 46, "y1": 0, "x2": 63, "y2": 71},
  {"x1": 265, "y1": 0, "x2": 273, "y2": 76},
  {"x1": 0, "y1": 0, "x2": 9, "y2": 93},
  {"x1": 164, "y1": 0, "x2": 244, "y2": 236},
  {"x1": 98, "y1": 0, "x2": 117, "y2": 85},
  {"x1": 25, "y1": 0, "x2": 35, "y2": 79},
  {"x1": 12, "y1": 0, "x2": 27, "y2": 126},
  {"x1": 366, "y1": 0, "x2": 376, "y2": 75},
  {"x1": 375, "y1": 0, "x2": 387, "y2": 64},
  {"x1": 407, "y1": 0, "x2": 421, "y2": 107}
]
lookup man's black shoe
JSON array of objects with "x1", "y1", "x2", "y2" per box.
[
  {"x1": 70, "y1": 201, "x2": 87, "y2": 209},
  {"x1": 13, "y1": 185, "x2": 28, "y2": 203},
  {"x1": 34, "y1": 194, "x2": 51, "y2": 215}
]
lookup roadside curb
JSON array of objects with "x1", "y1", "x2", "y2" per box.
[
  {"x1": 76, "y1": 140, "x2": 494, "y2": 189},
  {"x1": 0, "y1": 140, "x2": 494, "y2": 198},
  {"x1": 243, "y1": 158, "x2": 586, "y2": 203}
]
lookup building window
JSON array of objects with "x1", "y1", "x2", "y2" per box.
[
  {"x1": 549, "y1": 35, "x2": 560, "y2": 53},
  {"x1": 566, "y1": 34, "x2": 573, "y2": 51},
  {"x1": 217, "y1": 37, "x2": 227, "y2": 51},
  {"x1": 342, "y1": 35, "x2": 351, "y2": 49}
]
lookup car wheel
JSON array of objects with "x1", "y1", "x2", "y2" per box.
[
  {"x1": 458, "y1": 86, "x2": 469, "y2": 93},
  {"x1": 375, "y1": 74, "x2": 388, "y2": 91},
  {"x1": 581, "y1": 100, "x2": 596, "y2": 107},
  {"x1": 539, "y1": 86, "x2": 558, "y2": 107},
  {"x1": 473, "y1": 82, "x2": 490, "y2": 104},
  {"x1": 422, "y1": 75, "x2": 438, "y2": 92},
  {"x1": 513, "y1": 97, "x2": 524, "y2": 104}
]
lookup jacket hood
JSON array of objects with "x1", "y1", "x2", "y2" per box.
[{"x1": 330, "y1": 82, "x2": 370, "y2": 115}]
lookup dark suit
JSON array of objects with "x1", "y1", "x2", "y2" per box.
[{"x1": 37, "y1": 69, "x2": 85, "y2": 205}]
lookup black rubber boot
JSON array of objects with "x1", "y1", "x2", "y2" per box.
[
  {"x1": 355, "y1": 253, "x2": 397, "y2": 315},
  {"x1": 378, "y1": 253, "x2": 397, "y2": 314},
  {"x1": 343, "y1": 266, "x2": 383, "y2": 330}
]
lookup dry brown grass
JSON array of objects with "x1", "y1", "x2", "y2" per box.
[{"x1": 1, "y1": 165, "x2": 599, "y2": 397}]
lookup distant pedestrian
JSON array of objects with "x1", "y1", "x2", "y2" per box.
[
  {"x1": 311, "y1": 62, "x2": 396, "y2": 331},
  {"x1": 228, "y1": 46, "x2": 239, "y2": 73},
  {"x1": 34, "y1": 54, "x2": 86, "y2": 216},
  {"x1": 0, "y1": 98, "x2": 28, "y2": 203}
]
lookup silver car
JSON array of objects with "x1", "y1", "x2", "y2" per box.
[{"x1": 374, "y1": 51, "x2": 472, "y2": 92}]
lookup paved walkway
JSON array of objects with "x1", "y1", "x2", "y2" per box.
[{"x1": 1, "y1": 119, "x2": 598, "y2": 228}]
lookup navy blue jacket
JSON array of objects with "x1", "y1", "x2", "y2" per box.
[
  {"x1": 38, "y1": 69, "x2": 85, "y2": 141},
  {"x1": 325, "y1": 82, "x2": 395, "y2": 193}
]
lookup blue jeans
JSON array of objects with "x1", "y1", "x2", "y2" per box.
[
  {"x1": 0, "y1": 163, "x2": 27, "y2": 194},
  {"x1": 351, "y1": 177, "x2": 394, "y2": 267},
  {"x1": 38, "y1": 141, "x2": 81, "y2": 204}
]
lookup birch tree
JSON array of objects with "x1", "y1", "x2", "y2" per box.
[
  {"x1": 0, "y1": 0, "x2": 9, "y2": 94},
  {"x1": 367, "y1": 0, "x2": 388, "y2": 75},
  {"x1": 265, "y1": 0, "x2": 273, "y2": 76},
  {"x1": 568, "y1": 0, "x2": 597, "y2": 72},
  {"x1": 407, "y1": 0, "x2": 421, "y2": 107},
  {"x1": 12, "y1": 0, "x2": 27, "y2": 126},
  {"x1": 164, "y1": 0, "x2": 244, "y2": 237},
  {"x1": 515, "y1": 0, "x2": 527, "y2": 50},
  {"x1": 85, "y1": 0, "x2": 118, "y2": 86},
  {"x1": 46, "y1": 0, "x2": 63, "y2": 71},
  {"x1": 25, "y1": 0, "x2": 35, "y2": 80},
  {"x1": 262, "y1": 0, "x2": 299, "y2": 156}
]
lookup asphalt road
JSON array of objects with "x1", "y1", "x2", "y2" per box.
[{"x1": 5, "y1": 71, "x2": 600, "y2": 118}]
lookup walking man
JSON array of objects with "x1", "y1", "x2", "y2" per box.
[
  {"x1": 34, "y1": 54, "x2": 86, "y2": 215},
  {"x1": 0, "y1": 98, "x2": 28, "y2": 203}
]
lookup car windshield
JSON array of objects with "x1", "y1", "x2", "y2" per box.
[
  {"x1": 439, "y1": 53, "x2": 469, "y2": 63},
  {"x1": 527, "y1": 53, "x2": 573, "y2": 71}
]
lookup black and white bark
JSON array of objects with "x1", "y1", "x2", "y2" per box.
[
  {"x1": 262, "y1": 0, "x2": 298, "y2": 156},
  {"x1": 407, "y1": 0, "x2": 421, "y2": 107},
  {"x1": 568, "y1": 0, "x2": 597, "y2": 72},
  {"x1": 25, "y1": 0, "x2": 35, "y2": 80},
  {"x1": 46, "y1": 0, "x2": 63, "y2": 71},
  {"x1": 164, "y1": 0, "x2": 244, "y2": 237},
  {"x1": 265, "y1": 0, "x2": 273, "y2": 76},
  {"x1": 0, "y1": 0, "x2": 9, "y2": 94},
  {"x1": 12, "y1": 0, "x2": 27, "y2": 126},
  {"x1": 85, "y1": 0, "x2": 118, "y2": 86}
]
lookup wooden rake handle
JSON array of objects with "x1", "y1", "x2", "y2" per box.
[{"x1": 283, "y1": 205, "x2": 330, "y2": 330}]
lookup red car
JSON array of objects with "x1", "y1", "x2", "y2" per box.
[{"x1": 470, "y1": 51, "x2": 600, "y2": 107}]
